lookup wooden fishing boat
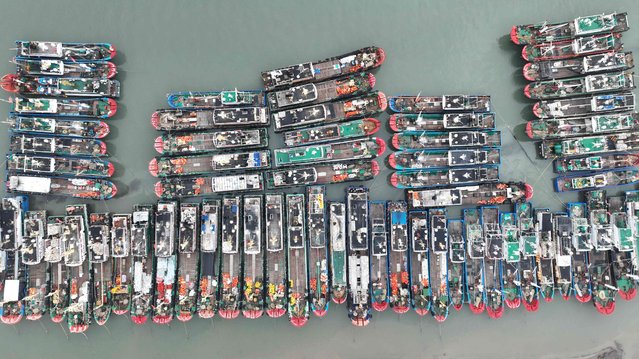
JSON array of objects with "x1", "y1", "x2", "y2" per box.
[
  {"x1": 535, "y1": 209, "x2": 556, "y2": 302},
  {"x1": 388, "y1": 94, "x2": 491, "y2": 114},
  {"x1": 152, "y1": 201, "x2": 178, "y2": 325},
  {"x1": 554, "y1": 213, "x2": 574, "y2": 300},
  {"x1": 516, "y1": 203, "x2": 540, "y2": 311},
  {"x1": 130, "y1": 204, "x2": 155, "y2": 325},
  {"x1": 241, "y1": 196, "x2": 264, "y2": 319},
  {"x1": 554, "y1": 152, "x2": 639, "y2": 173},
  {"x1": 307, "y1": 186, "x2": 330, "y2": 316},
  {"x1": 266, "y1": 73, "x2": 375, "y2": 111},
  {"x1": 464, "y1": 208, "x2": 486, "y2": 314},
  {"x1": 219, "y1": 197, "x2": 242, "y2": 319},
  {"x1": 274, "y1": 138, "x2": 385, "y2": 167},
  {"x1": 175, "y1": 203, "x2": 200, "y2": 322},
  {"x1": 6, "y1": 175, "x2": 117, "y2": 200},
  {"x1": 524, "y1": 71, "x2": 635, "y2": 100},
  {"x1": 151, "y1": 107, "x2": 268, "y2": 131},
  {"x1": 387, "y1": 201, "x2": 410, "y2": 314},
  {"x1": 388, "y1": 148, "x2": 501, "y2": 170},
  {"x1": 13, "y1": 97, "x2": 117, "y2": 118},
  {"x1": 149, "y1": 150, "x2": 270, "y2": 177},
  {"x1": 408, "y1": 210, "x2": 431, "y2": 315},
  {"x1": 0, "y1": 251, "x2": 27, "y2": 325},
  {"x1": 7, "y1": 154, "x2": 114, "y2": 178},
  {"x1": 64, "y1": 204, "x2": 91, "y2": 334},
  {"x1": 511, "y1": 13, "x2": 629, "y2": 45},
  {"x1": 286, "y1": 194, "x2": 309, "y2": 327},
  {"x1": 522, "y1": 33, "x2": 623, "y2": 61},
  {"x1": 369, "y1": 201, "x2": 389, "y2": 312},
  {"x1": 607, "y1": 196, "x2": 636, "y2": 301},
  {"x1": 272, "y1": 92, "x2": 387, "y2": 132},
  {"x1": 154, "y1": 173, "x2": 264, "y2": 199},
  {"x1": 346, "y1": 187, "x2": 372, "y2": 326},
  {"x1": 198, "y1": 200, "x2": 220, "y2": 319},
  {"x1": 167, "y1": 89, "x2": 265, "y2": 109},
  {"x1": 447, "y1": 219, "x2": 466, "y2": 311},
  {"x1": 539, "y1": 131, "x2": 639, "y2": 159},
  {"x1": 533, "y1": 92, "x2": 635, "y2": 119},
  {"x1": 523, "y1": 51, "x2": 634, "y2": 81},
  {"x1": 481, "y1": 207, "x2": 504, "y2": 319},
  {"x1": 1, "y1": 75, "x2": 120, "y2": 97},
  {"x1": 261, "y1": 46, "x2": 385, "y2": 91},
  {"x1": 16, "y1": 41, "x2": 116, "y2": 61},
  {"x1": 154, "y1": 128, "x2": 268, "y2": 156},
  {"x1": 554, "y1": 169, "x2": 639, "y2": 192},
  {"x1": 14, "y1": 58, "x2": 116, "y2": 78},
  {"x1": 389, "y1": 112, "x2": 495, "y2": 132},
  {"x1": 22, "y1": 210, "x2": 48, "y2": 321},
  {"x1": 264, "y1": 194, "x2": 287, "y2": 317},
  {"x1": 526, "y1": 112, "x2": 639, "y2": 140},
  {"x1": 88, "y1": 213, "x2": 113, "y2": 326},
  {"x1": 429, "y1": 208, "x2": 450, "y2": 322},
  {"x1": 391, "y1": 130, "x2": 501, "y2": 150},
  {"x1": 110, "y1": 214, "x2": 132, "y2": 315},
  {"x1": 44, "y1": 216, "x2": 67, "y2": 323},
  {"x1": 266, "y1": 160, "x2": 379, "y2": 189},
  {"x1": 501, "y1": 212, "x2": 522, "y2": 309},
  {"x1": 10, "y1": 134, "x2": 107, "y2": 157},
  {"x1": 8, "y1": 115, "x2": 110, "y2": 138},
  {"x1": 329, "y1": 202, "x2": 348, "y2": 305},
  {"x1": 407, "y1": 182, "x2": 533, "y2": 209},
  {"x1": 567, "y1": 202, "x2": 592, "y2": 303},
  {"x1": 282, "y1": 118, "x2": 380, "y2": 147},
  {"x1": 390, "y1": 166, "x2": 499, "y2": 189}
]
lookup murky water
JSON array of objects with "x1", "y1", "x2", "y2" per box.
[{"x1": 0, "y1": 1, "x2": 638, "y2": 358}]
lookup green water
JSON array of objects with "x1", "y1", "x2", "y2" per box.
[{"x1": 0, "y1": 0, "x2": 638, "y2": 358}]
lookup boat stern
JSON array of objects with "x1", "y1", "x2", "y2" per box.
[
  {"x1": 595, "y1": 300, "x2": 616, "y2": 315},
  {"x1": 0, "y1": 314, "x2": 22, "y2": 325},
  {"x1": 505, "y1": 297, "x2": 521, "y2": 309},
  {"x1": 177, "y1": 313, "x2": 193, "y2": 322},
  {"x1": 154, "y1": 181, "x2": 164, "y2": 198},
  {"x1": 523, "y1": 84, "x2": 532, "y2": 99},
  {"x1": 387, "y1": 153, "x2": 398, "y2": 169},
  {"x1": 469, "y1": 302, "x2": 485, "y2": 314},
  {"x1": 486, "y1": 306, "x2": 504, "y2": 319},
  {"x1": 107, "y1": 162, "x2": 115, "y2": 177},
  {"x1": 69, "y1": 324, "x2": 89, "y2": 333},
  {"x1": 523, "y1": 298, "x2": 539, "y2": 312},
  {"x1": 26, "y1": 313, "x2": 43, "y2": 321},
  {"x1": 525, "y1": 122, "x2": 535, "y2": 139},
  {"x1": 619, "y1": 288, "x2": 637, "y2": 301},
  {"x1": 109, "y1": 44, "x2": 117, "y2": 60},
  {"x1": 392, "y1": 305, "x2": 410, "y2": 314},
  {"x1": 218, "y1": 309, "x2": 240, "y2": 319},
  {"x1": 198, "y1": 310, "x2": 216, "y2": 319},
  {"x1": 152, "y1": 315, "x2": 173, "y2": 325},
  {"x1": 371, "y1": 160, "x2": 380, "y2": 176}
]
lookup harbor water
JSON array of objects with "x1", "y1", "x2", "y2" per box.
[{"x1": 0, "y1": 0, "x2": 637, "y2": 358}]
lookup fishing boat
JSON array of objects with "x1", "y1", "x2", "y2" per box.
[
  {"x1": 175, "y1": 203, "x2": 199, "y2": 322},
  {"x1": 307, "y1": 187, "x2": 330, "y2": 316},
  {"x1": 10, "y1": 134, "x2": 107, "y2": 157},
  {"x1": 391, "y1": 131, "x2": 501, "y2": 150},
  {"x1": 464, "y1": 208, "x2": 486, "y2": 314},
  {"x1": 387, "y1": 201, "x2": 410, "y2": 313},
  {"x1": 447, "y1": 219, "x2": 465, "y2": 311},
  {"x1": 266, "y1": 160, "x2": 379, "y2": 189},
  {"x1": 369, "y1": 201, "x2": 389, "y2": 312},
  {"x1": 408, "y1": 210, "x2": 431, "y2": 315},
  {"x1": 16, "y1": 41, "x2": 116, "y2": 61},
  {"x1": 261, "y1": 46, "x2": 385, "y2": 91},
  {"x1": 388, "y1": 148, "x2": 501, "y2": 170},
  {"x1": 130, "y1": 204, "x2": 155, "y2": 324},
  {"x1": 407, "y1": 182, "x2": 533, "y2": 209},
  {"x1": 154, "y1": 128, "x2": 269, "y2": 156},
  {"x1": 389, "y1": 112, "x2": 495, "y2": 132},
  {"x1": 283, "y1": 118, "x2": 380, "y2": 147},
  {"x1": 264, "y1": 194, "x2": 287, "y2": 317},
  {"x1": 553, "y1": 213, "x2": 574, "y2": 299},
  {"x1": 567, "y1": 202, "x2": 592, "y2": 303},
  {"x1": 6, "y1": 175, "x2": 117, "y2": 200},
  {"x1": 516, "y1": 202, "x2": 540, "y2": 311},
  {"x1": 524, "y1": 71, "x2": 635, "y2": 100},
  {"x1": 429, "y1": 208, "x2": 450, "y2": 322},
  {"x1": 274, "y1": 138, "x2": 385, "y2": 167},
  {"x1": 219, "y1": 197, "x2": 242, "y2": 319},
  {"x1": 554, "y1": 152, "x2": 639, "y2": 174},
  {"x1": 0, "y1": 251, "x2": 26, "y2": 324},
  {"x1": 8, "y1": 115, "x2": 110, "y2": 138},
  {"x1": 388, "y1": 94, "x2": 491, "y2": 113},
  {"x1": 287, "y1": 194, "x2": 310, "y2": 327},
  {"x1": 272, "y1": 91, "x2": 387, "y2": 132},
  {"x1": 481, "y1": 207, "x2": 504, "y2": 319},
  {"x1": 523, "y1": 51, "x2": 634, "y2": 81},
  {"x1": 267, "y1": 72, "x2": 376, "y2": 111},
  {"x1": 88, "y1": 213, "x2": 112, "y2": 325},
  {"x1": 535, "y1": 209, "x2": 556, "y2": 302},
  {"x1": 167, "y1": 89, "x2": 265, "y2": 109},
  {"x1": 64, "y1": 205, "x2": 91, "y2": 333},
  {"x1": 13, "y1": 97, "x2": 117, "y2": 118},
  {"x1": 14, "y1": 58, "x2": 117, "y2": 78},
  {"x1": 154, "y1": 173, "x2": 263, "y2": 199},
  {"x1": 151, "y1": 107, "x2": 269, "y2": 131},
  {"x1": 152, "y1": 201, "x2": 178, "y2": 324},
  {"x1": 329, "y1": 202, "x2": 348, "y2": 305},
  {"x1": 241, "y1": 196, "x2": 264, "y2": 319},
  {"x1": 390, "y1": 166, "x2": 500, "y2": 189},
  {"x1": 533, "y1": 92, "x2": 635, "y2": 119},
  {"x1": 7, "y1": 154, "x2": 114, "y2": 178},
  {"x1": 0, "y1": 196, "x2": 27, "y2": 252},
  {"x1": 608, "y1": 196, "x2": 636, "y2": 300},
  {"x1": 44, "y1": 216, "x2": 67, "y2": 323},
  {"x1": 539, "y1": 131, "x2": 639, "y2": 158},
  {"x1": 589, "y1": 190, "x2": 614, "y2": 252},
  {"x1": 110, "y1": 214, "x2": 132, "y2": 315},
  {"x1": 1, "y1": 75, "x2": 121, "y2": 97},
  {"x1": 22, "y1": 210, "x2": 48, "y2": 321},
  {"x1": 554, "y1": 169, "x2": 639, "y2": 192},
  {"x1": 198, "y1": 200, "x2": 220, "y2": 319},
  {"x1": 521, "y1": 33, "x2": 623, "y2": 62},
  {"x1": 149, "y1": 150, "x2": 271, "y2": 177},
  {"x1": 526, "y1": 113, "x2": 639, "y2": 140},
  {"x1": 501, "y1": 212, "x2": 521, "y2": 309},
  {"x1": 511, "y1": 13, "x2": 629, "y2": 45},
  {"x1": 346, "y1": 187, "x2": 372, "y2": 326}
]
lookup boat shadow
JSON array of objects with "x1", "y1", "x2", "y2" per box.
[{"x1": 496, "y1": 34, "x2": 531, "y2": 109}]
